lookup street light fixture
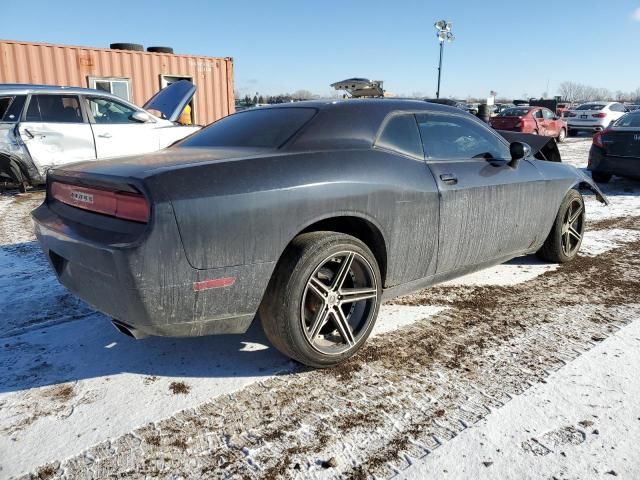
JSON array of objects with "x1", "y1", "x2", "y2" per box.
[{"x1": 434, "y1": 20, "x2": 455, "y2": 99}]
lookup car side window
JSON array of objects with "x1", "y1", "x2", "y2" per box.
[
  {"x1": 534, "y1": 109, "x2": 543, "y2": 119},
  {"x1": 416, "y1": 113, "x2": 511, "y2": 161},
  {"x1": 25, "y1": 95, "x2": 83, "y2": 123},
  {"x1": 610, "y1": 103, "x2": 625, "y2": 112},
  {"x1": 0, "y1": 95, "x2": 26, "y2": 122},
  {"x1": 542, "y1": 109, "x2": 554, "y2": 119},
  {"x1": 86, "y1": 97, "x2": 139, "y2": 124},
  {"x1": 375, "y1": 114, "x2": 423, "y2": 158}
]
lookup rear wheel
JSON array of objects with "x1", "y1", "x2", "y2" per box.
[
  {"x1": 557, "y1": 128, "x2": 567, "y2": 143},
  {"x1": 536, "y1": 189, "x2": 585, "y2": 263},
  {"x1": 260, "y1": 232, "x2": 381, "y2": 368},
  {"x1": 591, "y1": 171, "x2": 612, "y2": 183}
]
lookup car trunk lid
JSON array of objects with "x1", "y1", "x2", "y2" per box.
[
  {"x1": 601, "y1": 128, "x2": 640, "y2": 158},
  {"x1": 491, "y1": 116, "x2": 522, "y2": 129}
]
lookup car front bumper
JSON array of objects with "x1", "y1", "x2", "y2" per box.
[{"x1": 32, "y1": 199, "x2": 274, "y2": 338}]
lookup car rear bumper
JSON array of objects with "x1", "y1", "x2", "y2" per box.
[
  {"x1": 588, "y1": 147, "x2": 640, "y2": 178},
  {"x1": 32, "y1": 200, "x2": 275, "y2": 337},
  {"x1": 567, "y1": 120, "x2": 607, "y2": 131}
]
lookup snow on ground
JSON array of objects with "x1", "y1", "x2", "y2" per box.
[
  {"x1": 396, "y1": 320, "x2": 640, "y2": 480},
  {"x1": 0, "y1": 138, "x2": 639, "y2": 478}
]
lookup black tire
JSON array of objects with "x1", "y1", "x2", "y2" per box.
[
  {"x1": 557, "y1": 128, "x2": 567, "y2": 143},
  {"x1": 147, "y1": 46, "x2": 174, "y2": 54},
  {"x1": 259, "y1": 231, "x2": 382, "y2": 368},
  {"x1": 567, "y1": 128, "x2": 575, "y2": 137},
  {"x1": 591, "y1": 171, "x2": 612, "y2": 183},
  {"x1": 536, "y1": 189, "x2": 585, "y2": 263},
  {"x1": 109, "y1": 43, "x2": 144, "y2": 51}
]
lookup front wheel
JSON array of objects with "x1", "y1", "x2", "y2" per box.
[
  {"x1": 557, "y1": 128, "x2": 567, "y2": 143},
  {"x1": 260, "y1": 232, "x2": 382, "y2": 368},
  {"x1": 536, "y1": 189, "x2": 585, "y2": 263}
]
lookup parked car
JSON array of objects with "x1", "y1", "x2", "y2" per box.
[
  {"x1": 424, "y1": 98, "x2": 468, "y2": 110},
  {"x1": 493, "y1": 103, "x2": 515, "y2": 116},
  {"x1": 565, "y1": 102, "x2": 629, "y2": 135},
  {"x1": 0, "y1": 81, "x2": 200, "y2": 191},
  {"x1": 489, "y1": 106, "x2": 568, "y2": 142},
  {"x1": 32, "y1": 100, "x2": 607, "y2": 367},
  {"x1": 588, "y1": 110, "x2": 640, "y2": 183}
]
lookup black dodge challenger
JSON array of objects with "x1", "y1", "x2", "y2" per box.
[{"x1": 32, "y1": 100, "x2": 607, "y2": 367}]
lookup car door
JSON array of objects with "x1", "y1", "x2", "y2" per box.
[
  {"x1": 85, "y1": 96, "x2": 158, "y2": 159},
  {"x1": 532, "y1": 108, "x2": 545, "y2": 134},
  {"x1": 541, "y1": 108, "x2": 558, "y2": 136},
  {"x1": 18, "y1": 94, "x2": 96, "y2": 171},
  {"x1": 416, "y1": 112, "x2": 547, "y2": 275}
]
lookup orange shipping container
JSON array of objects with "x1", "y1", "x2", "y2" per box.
[{"x1": 0, "y1": 39, "x2": 235, "y2": 125}]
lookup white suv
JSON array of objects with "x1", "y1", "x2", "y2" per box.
[
  {"x1": 0, "y1": 81, "x2": 200, "y2": 190},
  {"x1": 566, "y1": 102, "x2": 629, "y2": 135}
]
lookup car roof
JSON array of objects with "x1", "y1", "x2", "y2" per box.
[
  {"x1": 254, "y1": 98, "x2": 483, "y2": 151},
  {"x1": 0, "y1": 83, "x2": 121, "y2": 97}
]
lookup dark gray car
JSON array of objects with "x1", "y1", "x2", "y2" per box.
[{"x1": 32, "y1": 99, "x2": 607, "y2": 367}]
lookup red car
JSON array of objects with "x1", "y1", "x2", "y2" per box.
[{"x1": 489, "y1": 106, "x2": 568, "y2": 142}]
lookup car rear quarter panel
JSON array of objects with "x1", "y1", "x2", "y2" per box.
[{"x1": 161, "y1": 148, "x2": 440, "y2": 287}]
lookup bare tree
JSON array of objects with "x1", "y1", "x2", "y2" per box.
[{"x1": 558, "y1": 82, "x2": 581, "y2": 102}]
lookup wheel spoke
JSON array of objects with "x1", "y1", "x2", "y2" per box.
[
  {"x1": 331, "y1": 252, "x2": 355, "y2": 290},
  {"x1": 562, "y1": 231, "x2": 570, "y2": 254},
  {"x1": 331, "y1": 308, "x2": 355, "y2": 346},
  {"x1": 308, "y1": 275, "x2": 330, "y2": 299},
  {"x1": 568, "y1": 226, "x2": 581, "y2": 242},
  {"x1": 339, "y1": 287, "x2": 377, "y2": 305},
  {"x1": 569, "y1": 204, "x2": 583, "y2": 224},
  {"x1": 307, "y1": 306, "x2": 330, "y2": 343}
]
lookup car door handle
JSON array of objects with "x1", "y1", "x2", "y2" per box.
[
  {"x1": 439, "y1": 173, "x2": 458, "y2": 185},
  {"x1": 98, "y1": 133, "x2": 112, "y2": 138}
]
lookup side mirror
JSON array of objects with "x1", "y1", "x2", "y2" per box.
[
  {"x1": 508, "y1": 141, "x2": 531, "y2": 168},
  {"x1": 131, "y1": 111, "x2": 152, "y2": 123}
]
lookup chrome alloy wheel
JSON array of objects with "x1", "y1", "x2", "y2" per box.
[
  {"x1": 561, "y1": 198, "x2": 584, "y2": 257},
  {"x1": 301, "y1": 251, "x2": 378, "y2": 355}
]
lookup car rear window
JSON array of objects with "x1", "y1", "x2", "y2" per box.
[
  {"x1": 575, "y1": 104, "x2": 605, "y2": 111},
  {"x1": 178, "y1": 107, "x2": 317, "y2": 148},
  {"x1": 498, "y1": 108, "x2": 530, "y2": 117},
  {"x1": 613, "y1": 113, "x2": 640, "y2": 127},
  {"x1": 0, "y1": 95, "x2": 26, "y2": 122}
]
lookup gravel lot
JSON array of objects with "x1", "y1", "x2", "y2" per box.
[{"x1": 1, "y1": 137, "x2": 639, "y2": 479}]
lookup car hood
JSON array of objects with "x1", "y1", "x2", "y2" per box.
[{"x1": 142, "y1": 80, "x2": 196, "y2": 122}]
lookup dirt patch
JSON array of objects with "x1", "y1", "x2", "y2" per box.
[
  {"x1": 42, "y1": 384, "x2": 75, "y2": 402},
  {"x1": 168, "y1": 381, "x2": 190, "y2": 395}
]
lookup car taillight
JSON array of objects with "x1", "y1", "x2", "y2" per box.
[
  {"x1": 592, "y1": 113, "x2": 607, "y2": 118},
  {"x1": 51, "y1": 182, "x2": 149, "y2": 223},
  {"x1": 592, "y1": 130, "x2": 607, "y2": 148}
]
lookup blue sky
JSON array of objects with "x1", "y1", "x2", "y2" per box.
[{"x1": 3, "y1": 0, "x2": 640, "y2": 99}]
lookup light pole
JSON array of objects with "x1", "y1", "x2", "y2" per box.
[{"x1": 434, "y1": 20, "x2": 455, "y2": 99}]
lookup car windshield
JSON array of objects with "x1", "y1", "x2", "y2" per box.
[
  {"x1": 177, "y1": 107, "x2": 317, "y2": 148},
  {"x1": 498, "y1": 108, "x2": 530, "y2": 117},
  {"x1": 576, "y1": 104, "x2": 605, "y2": 111},
  {"x1": 613, "y1": 113, "x2": 640, "y2": 128}
]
